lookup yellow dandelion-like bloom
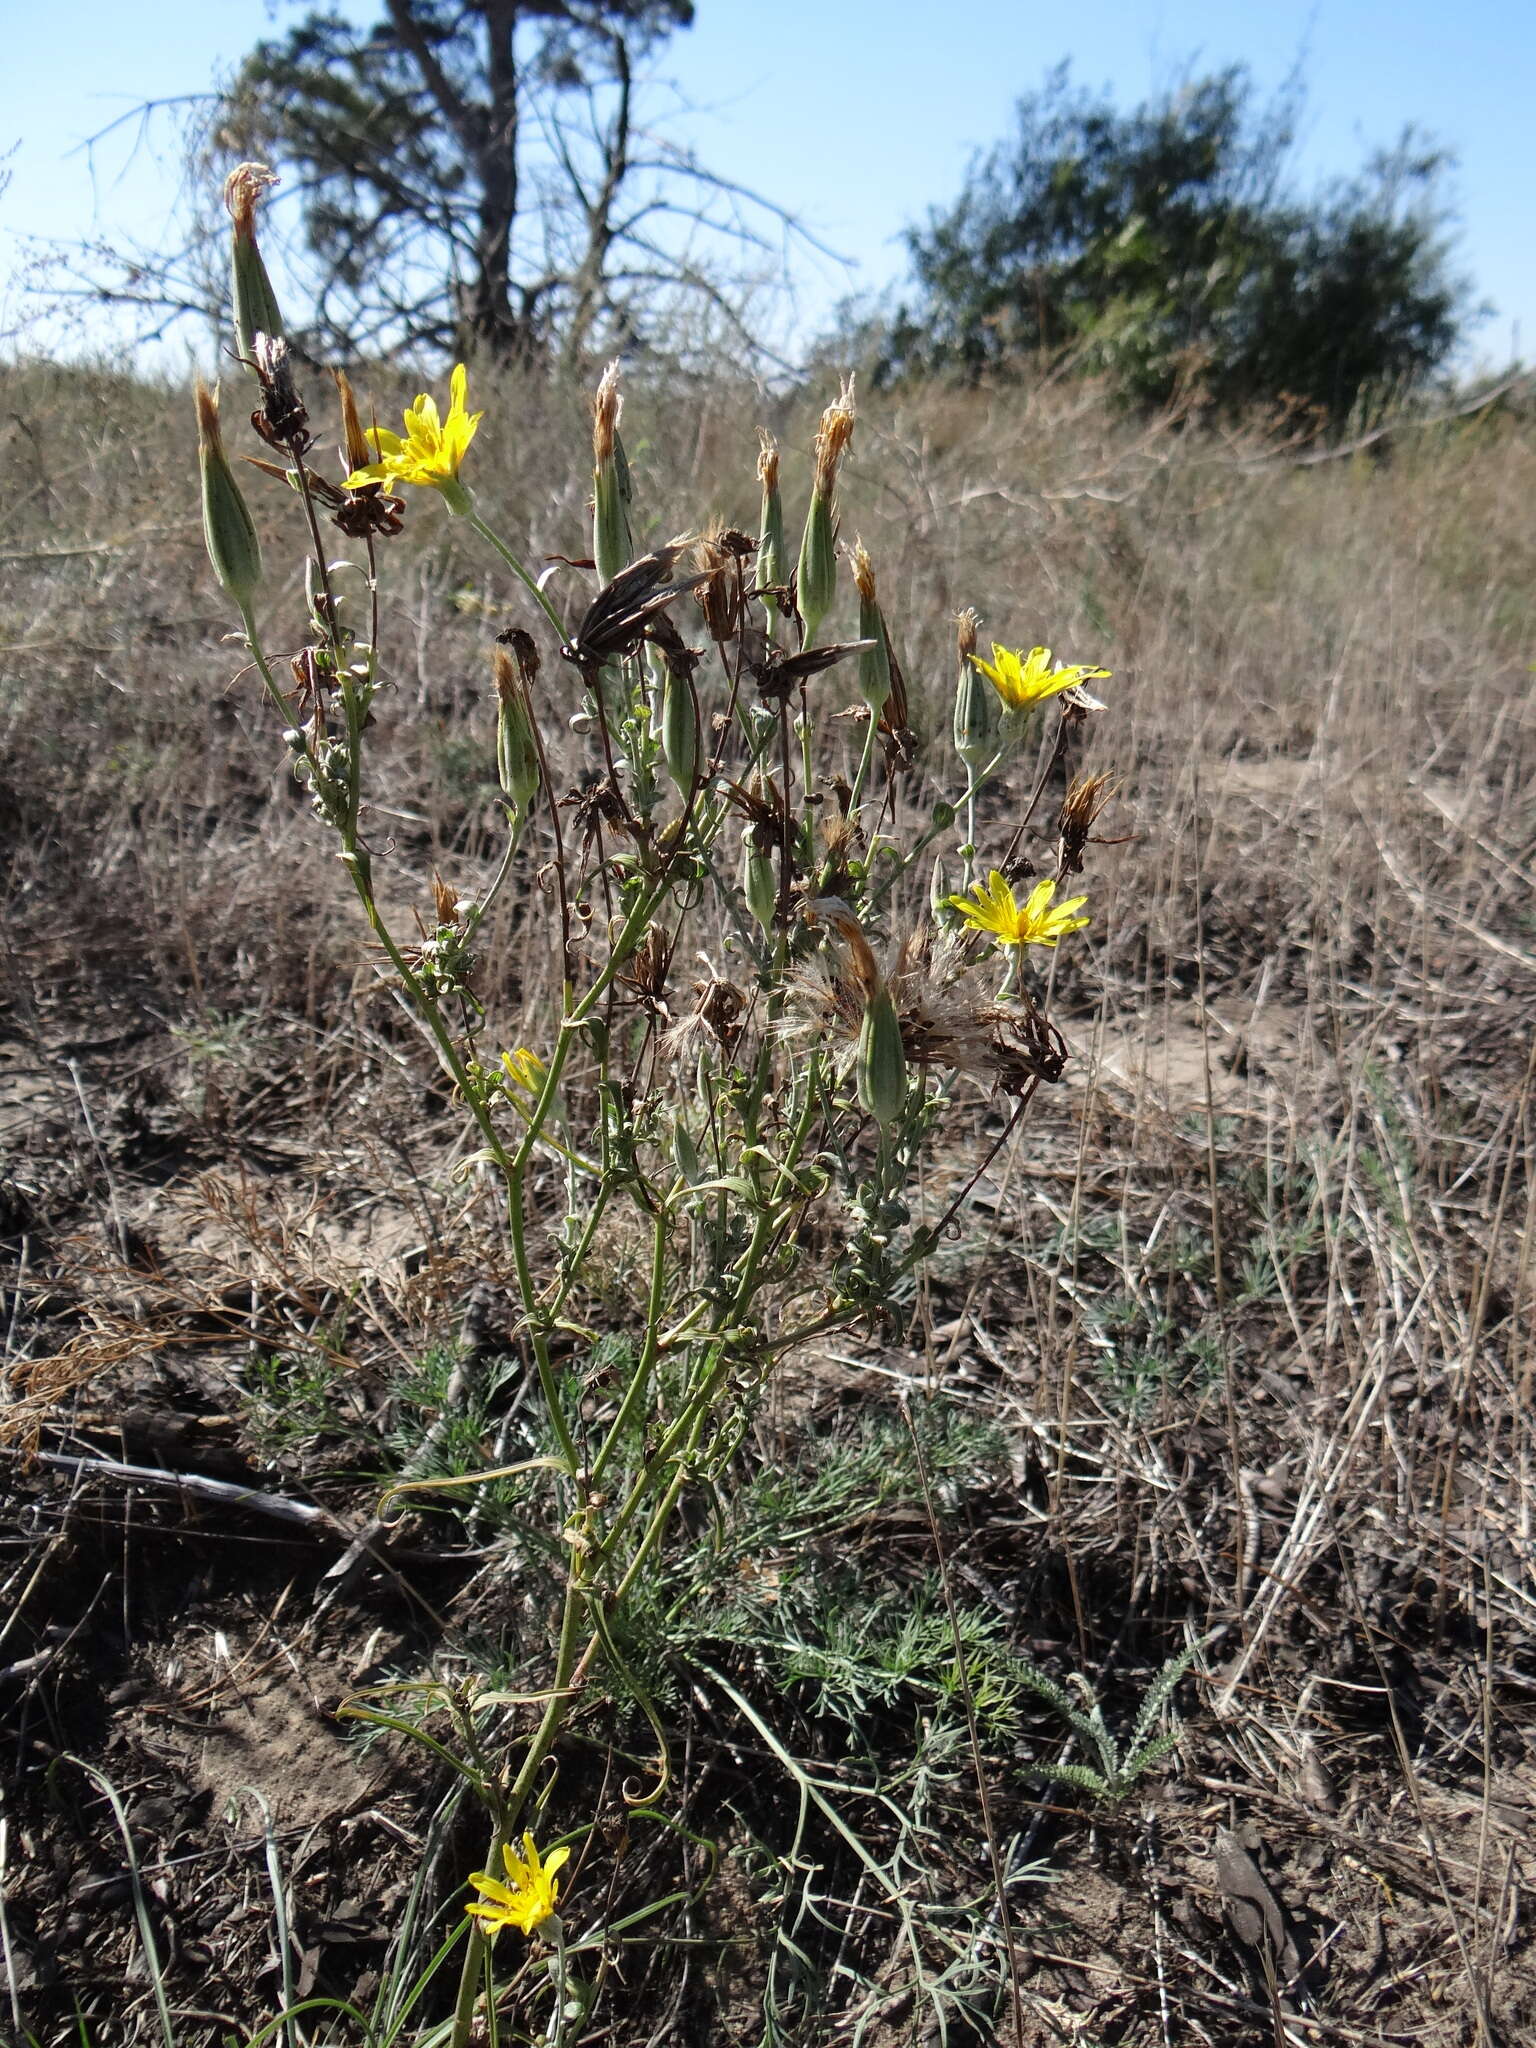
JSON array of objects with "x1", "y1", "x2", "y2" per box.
[
  {"x1": 499, "y1": 1047, "x2": 548, "y2": 1097},
  {"x1": 465, "y1": 1832, "x2": 570, "y2": 1939},
  {"x1": 971, "y1": 643, "x2": 1110, "y2": 714},
  {"x1": 345, "y1": 363, "x2": 482, "y2": 508},
  {"x1": 946, "y1": 872, "x2": 1090, "y2": 950}
]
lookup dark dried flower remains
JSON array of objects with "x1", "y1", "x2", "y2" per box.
[
  {"x1": 223, "y1": 162, "x2": 278, "y2": 242},
  {"x1": 496, "y1": 627, "x2": 542, "y2": 689},
  {"x1": 877, "y1": 625, "x2": 913, "y2": 766},
  {"x1": 563, "y1": 545, "x2": 711, "y2": 667},
  {"x1": 645, "y1": 609, "x2": 703, "y2": 684},
  {"x1": 244, "y1": 443, "x2": 405, "y2": 539},
  {"x1": 692, "y1": 525, "x2": 756, "y2": 643},
  {"x1": 748, "y1": 638, "x2": 875, "y2": 706},
  {"x1": 662, "y1": 977, "x2": 747, "y2": 1062},
  {"x1": 794, "y1": 917, "x2": 1069, "y2": 1093},
  {"x1": 720, "y1": 773, "x2": 788, "y2": 854},
  {"x1": 564, "y1": 775, "x2": 634, "y2": 852},
  {"x1": 1055, "y1": 771, "x2": 1119, "y2": 876},
  {"x1": 247, "y1": 335, "x2": 311, "y2": 454},
  {"x1": 619, "y1": 926, "x2": 675, "y2": 1021}
]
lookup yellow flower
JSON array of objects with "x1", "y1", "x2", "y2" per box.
[
  {"x1": 946, "y1": 872, "x2": 1090, "y2": 949},
  {"x1": 500, "y1": 1047, "x2": 548, "y2": 1097},
  {"x1": 345, "y1": 363, "x2": 482, "y2": 509},
  {"x1": 465, "y1": 1832, "x2": 570, "y2": 1938},
  {"x1": 971, "y1": 643, "x2": 1110, "y2": 714}
]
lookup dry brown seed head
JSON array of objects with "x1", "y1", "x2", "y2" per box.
[
  {"x1": 592, "y1": 358, "x2": 622, "y2": 464},
  {"x1": 756, "y1": 428, "x2": 779, "y2": 492},
  {"x1": 1056, "y1": 771, "x2": 1118, "y2": 876},
  {"x1": 819, "y1": 807, "x2": 861, "y2": 865},
  {"x1": 691, "y1": 523, "x2": 740, "y2": 642},
  {"x1": 807, "y1": 900, "x2": 882, "y2": 1003},
  {"x1": 812, "y1": 376, "x2": 856, "y2": 498},
  {"x1": 850, "y1": 538, "x2": 877, "y2": 607},
  {"x1": 223, "y1": 162, "x2": 278, "y2": 241},
  {"x1": 194, "y1": 377, "x2": 223, "y2": 452},
  {"x1": 662, "y1": 978, "x2": 746, "y2": 1061},
  {"x1": 624, "y1": 926, "x2": 674, "y2": 1005},
  {"x1": 432, "y1": 875, "x2": 459, "y2": 927},
  {"x1": 492, "y1": 645, "x2": 519, "y2": 708},
  {"x1": 334, "y1": 371, "x2": 371, "y2": 472},
  {"x1": 955, "y1": 607, "x2": 980, "y2": 665}
]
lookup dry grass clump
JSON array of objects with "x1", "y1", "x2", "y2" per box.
[{"x1": 2, "y1": 348, "x2": 1535, "y2": 2045}]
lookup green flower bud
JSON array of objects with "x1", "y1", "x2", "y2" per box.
[
  {"x1": 796, "y1": 494, "x2": 835, "y2": 651},
  {"x1": 743, "y1": 840, "x2": 777, "y2": 934},
  {"x1": 224, "y1": 164, "x2": 285, "y2": 362},
  {"x1": 592, "y1": 360, "x2": 634, "y2": 585},
  {"x1": 850, "y1": 540, "x2": 891, "y2": 715},
  {"x1": 953, "y1": 660, "x2": 998, "y2": 771},
  {"x1": 660, "y1": 662, "x2": 699, "y2": 793},
  {"x1": 493, "y1": 645, "x2": 541, "y2": 812},
  {"x1": 856, "y1": 987, "x2": 907, "y2": 1130},
  {"x1": 195, "y1": 381, "x2": 262, "y2": 611},
  {"x1": 795, "y1": 378, "x2": 854, "y2": 648},
  {"x1": 756, "y1": 429, "x2": 792, "y2": 643}
]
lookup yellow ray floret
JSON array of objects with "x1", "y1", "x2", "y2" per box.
[
  {"x1": 946, "y1": 872, "x2": 1090, "y2": 950},
  {"x1": 346, "y1": 363, "x2": 483, "y2": 494},
  {"x1": 971, "y1": 643, "x2": 1110, "y2": 713},
  {"x1": 465, "y1": 1832, "x2": 570, "y2": 1938},
  {"x1": 499, "y1": 1046, "x2": 548, "y2": 1097}
]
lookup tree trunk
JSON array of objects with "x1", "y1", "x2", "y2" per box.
[{"x1": 466, "y1": 0, "x2": 530, "y2": 359}]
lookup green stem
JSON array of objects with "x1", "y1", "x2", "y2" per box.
[
  {"x1": 447, "y1": 1553, "x2": 590, "y2": 2048},
  {"x1": 465, "y1": 508, "x2": 569, "y2": 642},
  {"x1": 866, "y1": 764, "x2": 995, "y2": 914},
  {"x1": 589, "y1": 1205, "x2": 670, "y2": 1485},
  {"x1": 447, "y1": 1813, "x2": 504, "y2": 2048},
  {"x1": 596, "y1": 1050, "x2": 822, "y2": 1567},
  {"x1": 238, "y1": 606, "x2": 309, "y2": 751},
  {"x1": 848, "y1": 715, "x2": 879, "y2": 816}
]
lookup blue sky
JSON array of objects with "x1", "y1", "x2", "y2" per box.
[{"x1": 4, "y1": 0, "x2": 1532, "y2": 366}]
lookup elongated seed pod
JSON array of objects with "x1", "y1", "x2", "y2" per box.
[
  {"x1": 592, "y1": 361, "x2": 634, "y2": 584},
  {"x1": 952, "y1": 660, "x2": 998, "y2": 771},
  {"x1": 493, "y1": 648, "x2": 541, "y2": 811},
  {"x1": 660, "y1": 664, "x2": 699, "y2": 793},
  {"x1": 743, "y1": 841, "x2": 777, "y2": 934},
  {"x1": 196, "y1": 382, "x2": 262, "y2": 610},
  {"x1": 857, "y1": 988, "x2": 907, "y2": 1130},
  {"x1": 225, "y1": 164, "x2": 285, "y2": 361},
  {"x1": 796, "y1": 379, "x2": 855, "y2": 648},
  {"x1": 851, "y1": 541, "x2": 891, "y2": 715}
]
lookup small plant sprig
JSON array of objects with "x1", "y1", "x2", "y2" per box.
[
  {"x1": 1008, "y1": 1635, "x2": 1214, "y2": 1805},
  {"x1": 197, "y1": 161, "x2": 1123, "y2": 2044}
]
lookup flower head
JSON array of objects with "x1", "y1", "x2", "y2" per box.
[
  {"x1": 971, "y1": 643, "x2": 1110, "y2": 714},
  {"x1": 500, "y1": 1047, "x2": 548, "y2": 1097},
  {"x1": 947, "y1": 872, "x2": 1090, "y2": 950},
  {"x1": 465, "y1": 1832, "x2": 569, "y2": 1939},
  {"x1": 346, "y1": 364, "x2": 482, "y2": 509}
]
